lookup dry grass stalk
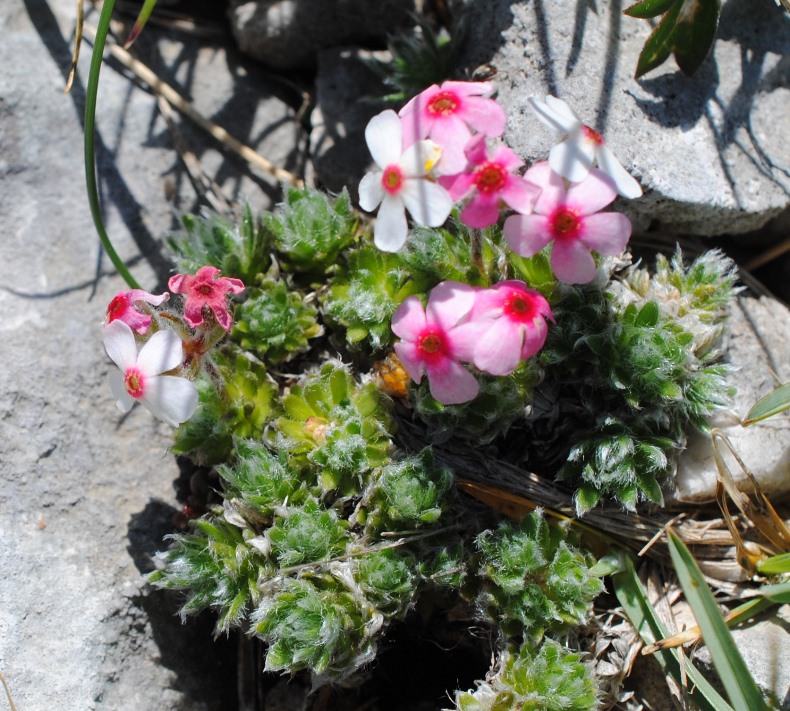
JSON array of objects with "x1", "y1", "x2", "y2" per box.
[{"x1": 82, "y1": 22, "x2": 304, "y2": 188}]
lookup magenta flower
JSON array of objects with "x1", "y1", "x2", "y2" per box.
[
  {"x1": 359, "y1": 109, "x2": 453, "y2": 252},
  {"x1": 442, "y1": 136, "x2": 540, "y2": 229},
  {"x1": 466, "y1": 281, "x2": 553, "y2": 376},
  {"x1": 168, "y1": 266, "x2": 245, "y2": 332},
  {"x1": 391, "y1": 281, "x2": 480, "y2": 405},
  {"x1": 399, "y1": 81, "x2": 507, "y2": 175},
  {"x1": 105, "y1": 289, "x2": 169, "y2": 334},
  {"x1": 103, "y1": 320, "x2": 198, "y2": 426},
  {"x1": 503, "y1": 161, "x2": 632, "y2": 285},
  {"x1": 528, "y1": 95, "x2": 642, "y2": 199}
]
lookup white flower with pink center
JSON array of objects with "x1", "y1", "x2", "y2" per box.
[
  {"x1": 103, "y1": 320, "x2": 199, "y2": 426},
  {"x1": 503, "y1": 161, "x2": 632, "y2": 285},
  {"x1": 391, "y1": 281, "x2": 480, "y2": 405},
  {"x1": 398, "y1": 80, "x2": 507, "y2": 175},
  {"x1": 528, "y1": 95, "x2": 643, "y2": 199},
  {"x1": 442, "y1": 135, "x2": 540, "y2": 229},
  {"x1": 358, "y1": 109, "x2": 453, "y2": 252},
  {"x1": 467, "y1": 281, "x2": 553, "y2": 376}
]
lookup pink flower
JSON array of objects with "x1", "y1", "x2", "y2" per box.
[
  {"x1": 105, "y1": 289, "x2": 169, "y2": 334},
  {"x1": 103, "y1": 320, "x2": 198, "y2": 426},
  {"x1": 465, "y1": 281, "x2": 553, "y2": 376},
  {"x1": 359, "y1": 109, "x2": 453, "y2": 252},
  {"x1": 399, "y1": 81, "x2": 507, "y2": 175},
  {"x1": 391, "y1": 281, "x2": 480, "y2": 405},
  {"x1": 442, "y1": 136, "x2": 540, "y2": 229},
  {"x1": 503, "y1": 161, "x2": 632, "y2": 284},
  {"x1": 528, "y1": 95, "x2": 642, "y2": 199},
  {"x1": 168, "y1": 266, "x2": 245, "y2": 332}
]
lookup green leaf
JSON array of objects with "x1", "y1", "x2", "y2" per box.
[
  {"x1": 624, "y1": 0, "x2": 675, "y2": 18},
  {"x1": 672, "y1": 0, "x2": 721, "y2": 75},
  {"x1": 635, "y1": 300, "x2": 660, "y2": 327},
  {"x1": 84, "y1": 0, "x2": 141, "y2": 289},
  {"x1": 667, "y1": 529, "x2": 770, "y2": 711},
  {"x1": 634, "y1": 0, "x2": 683, "y2": 78},
  {"x1": 611, "y1": 555, "x2": 735, "y2": 711},
  {"x1": 743, "y1": 383, "x2": 790, "y2": 425},
  {"x1": 123, "y1": 0, "x2": 159, "y2": 48},
  {"x1": 632, "y1": 0, "x2": 721, "y2": 78},
  {"x1": 756, "y1": 552, "x2": 790, "y2": 576},
  {"x1": 759, "y1": 580, "x2": 790, "y2": 604}
]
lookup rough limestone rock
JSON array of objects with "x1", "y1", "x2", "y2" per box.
[
  {"x1": 228, "y1": 0, "x2": 420, "y2": 69},
  {"x1": 458, "y1": 0, "x2": 790, "y2": 236},
  {"x1": 0, "y1": 0, "x2": 301, "y2": 707},
  {"x1": 671, "y1": 295, "x2": 790, "y2": 503},
  {"x1": 310, "y1": 48, "x2": 389, "y2": 195}
]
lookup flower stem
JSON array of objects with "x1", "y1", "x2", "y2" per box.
[
  {"x1": 471, "y1": 229, "x2": 485, "y2": 277},
  {"x1": 84, "y1": 0, "x2": 141, "y2": 289}
]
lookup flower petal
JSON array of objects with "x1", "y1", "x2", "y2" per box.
[
  {"x1": 109, "y1": 369, "x2": 135, "y2": 413},
  {"x1": 459, "y1": 95, "x2": 507, "y2": 137},
  {"x1": 528, "y1": 95, "x2": 580, "y2": 133},
  {"x1": 400, "y1": 140, "x2": 443, "y2": 177},
  {"x1": 525, "y1": 161, "x2": 565, "y2": 215},
  {"x1": 425, "y1": 358, "x2": 479, "y2": 405},
  {"x1": 441, "y1": 80, "x2": 493, "y2": 97},
  {"x1": 565, "y1": 168, "x2": 618, "y2": 215},
  {"x1": 579, "y1": 212, "x2": 632, "y2": 255},
  {"x1": 503, "y1": 214, "x2": 553, "y2": 257},
  {"x1": 460, "y1": 195, "x2": 499, "y2": 229},
  {"x1": 393, "y1": 341, "x2": 425, "y2": 384},
  {"x1": 373, "y1": 194, "x2": 408, "y2": 252},
  {"x1": 500, "y1": 176, "x2": 541, "y2": 215},
  {"x1": 596, "y1": 144, "x2": 643, "y2": 199},
  {"x1": 140, "y1": 375, "x2": 199, "y2": 427},
  {"x1": 392, "y1": 295, "x2": 427, "y2": 340},
  {"x1": 401, "y1": 179, "x2": 453, "y2": 227},
  {"x1": 103, "y1": 320, "x2": 138, "y2": 370},
  {"x1": 426, "y1": 280, "x2": 476, "y2": 332},
  {"x1": 428, "y1": 116, "x2": 472, "y2": 175},
  {"x1": 473, "y1": 317, "x2": 524, "y2": 376},
  {"x1": 520, "y1": 317, "x2": 549, "y2": 360},
  {"x1": 365, "y1": 110, "x2": 403, "y2": 168},
  {"x1": 447, "y1": 318, "x2": 491, "y2": 362},
  {"x1": 137, "y1": 329, "x2": 184, "y2": 376},
  {"x1": 440, "y1": 171, "x2": 476, "y2": 201},
  {"x1": 549, "y1": 135, "x2": 595, "y2": 183},
  {"x1": 551, "y1": 239, "x2": 597, "y2": 284},
  {"x1": 358, "y1": 171, "x2": 385, "y2": 212},
  {"x1": 128, "y1": 289, "x2": 169, "y2": 307}
]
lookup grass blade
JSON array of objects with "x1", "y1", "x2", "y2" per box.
[
  {"x1": 743, "y1": 383, "x2": 790, "y2": 425},
  {"x1": 667, "y1": 529, "x2": 770, "y2": 711},
  {"x1": 84, "y1": 0, "x2": 141, "y2": 289},
  {"x1": 611, "y1": 552, "x2": 735, "y2": 711}
]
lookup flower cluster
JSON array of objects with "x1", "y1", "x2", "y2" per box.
[
  {"x1": 360, "y1": 89, "x2": 639, "y2": 281},
  {"x1": 101, "y1": 266, "x2": 244, "y2": 426},
  {"x1": 392, "y1": 279, "x2": 552, "y2": 404},
  {"x1": 357, "y1": 84, "x2": 643, "y2": 403}
]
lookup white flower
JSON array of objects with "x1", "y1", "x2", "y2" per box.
[
  {"x1": 528, "y1": 95, "x2": 643, "y2": 199},
  {"x1": 102, "y1": 320, "x2": 198, "y2": 426},
  {"x1": 358, "y1": 109, "x2": 453, "y2": 252}
]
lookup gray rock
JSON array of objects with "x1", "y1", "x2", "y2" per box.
[
  {"x1": 458, "y1": 0, "x2": 790, "y2": 236},
  {"x1": 0, "y1": 0, "x2": 301, "y2": 707},
  {"x1": 310, "y1": 48, "x2": 389, "y2": 195},
  {"x1": 228, "y1": 0, "x2": 420, "y2": 69},
  {"x1": 671, "y1": 295, "x2": 790, "y2": 503}
]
